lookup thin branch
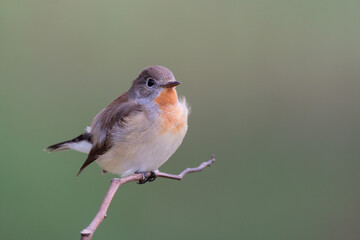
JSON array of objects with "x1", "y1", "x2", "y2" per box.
[{"x1": 80, "y1": 155, "x2": 215, "y2": 240}]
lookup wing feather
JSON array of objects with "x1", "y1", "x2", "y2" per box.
[{"x1": 77, "y1": 92, "x2": 142, "y2": 176}]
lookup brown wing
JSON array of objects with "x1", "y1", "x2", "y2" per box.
[{"x1": 76, "y1": 92, "x2": 142, "y2": 176}]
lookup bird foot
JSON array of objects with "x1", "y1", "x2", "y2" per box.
[{"x1": 135, "y1": 171, "x2": 157, "y2": 184}]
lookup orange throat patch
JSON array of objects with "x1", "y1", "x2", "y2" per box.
[{"x1": 154, "y1": 88, "x2": 185, "y2": 134}]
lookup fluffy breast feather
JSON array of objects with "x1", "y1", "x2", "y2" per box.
[{"x1": 155, "y1": 88, "x2": 189, "y2": 134}]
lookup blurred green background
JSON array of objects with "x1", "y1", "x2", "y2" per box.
[{"x1": 1, "y1": 0, "x2": 360, "y2": 239}]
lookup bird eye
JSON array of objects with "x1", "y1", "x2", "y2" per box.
[{"x1": 146, "y1": 78, "x2": 155, "y2": 87}]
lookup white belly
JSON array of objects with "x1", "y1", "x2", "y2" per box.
[{"x1": 97, "y1": 127, "x2": 186, "y2": 176}]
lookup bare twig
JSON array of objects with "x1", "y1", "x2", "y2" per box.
[{"x1": 80, "y1": 155, "x2": 215, "y2": 240}]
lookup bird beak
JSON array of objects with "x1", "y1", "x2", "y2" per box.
[{"x1": 161, "y1": 81, "x2": 181, "y2": 88}]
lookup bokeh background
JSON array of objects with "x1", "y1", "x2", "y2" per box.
[{"x1": 1, "y1": 0, "x2": 360, "y2": 239}]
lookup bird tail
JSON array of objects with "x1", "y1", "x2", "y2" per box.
[{"x1": 45, "y1": 133, "x2": 92, "y2": 154}]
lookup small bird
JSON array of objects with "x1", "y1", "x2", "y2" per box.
[{"x1": 46, "y1": 66, "x2": 189, "y2": 183}]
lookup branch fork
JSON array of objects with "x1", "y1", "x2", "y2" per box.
[{"x1": 80, "y1": 155, "x2": 215, "y2": 240}]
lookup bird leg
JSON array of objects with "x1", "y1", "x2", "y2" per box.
[
  {"x1": 135, "y1": 171, "x2": 157, "y2": 184},
  {"x1": 147, "y1": 171, "x2": 157, "y2": 182}
]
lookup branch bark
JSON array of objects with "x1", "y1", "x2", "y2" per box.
[{"x1": 80, "y1": 155, "x2": 215, "y2": 240}]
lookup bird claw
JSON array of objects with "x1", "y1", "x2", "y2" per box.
[
  {"x1": 135, "y1": 171, "x2": 157, "y2": 184},
  {"x1": 147, "y1": 171, "x2": 157, "y2": 182}
]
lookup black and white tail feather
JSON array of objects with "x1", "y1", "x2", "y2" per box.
[{"x1": 45, "y1": 127, "x2": 92, "y2": 154}]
